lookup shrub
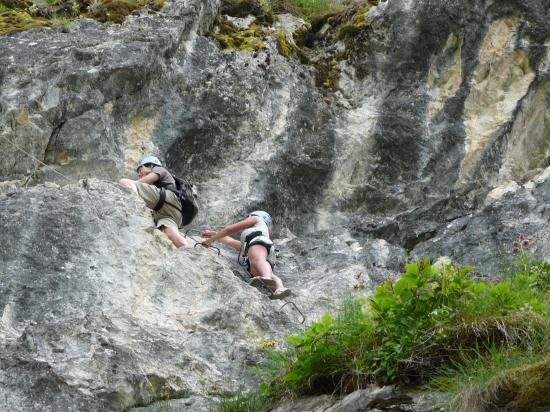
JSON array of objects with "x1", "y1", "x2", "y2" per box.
[
  {"x1": 261, "y1": 255, "x2": 549, "y2": 400},
  {"x1": 212, "y1": 247, "x2": 548, "y2": 411}
]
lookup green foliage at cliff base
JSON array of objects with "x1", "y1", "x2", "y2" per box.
[{"x1": 215, "y1": 255, "x2": 549, "y2": 411}]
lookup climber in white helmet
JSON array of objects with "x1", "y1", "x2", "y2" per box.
[
  {"x1": 201, "y1": 211, "x2": 291, "y2": 299},
  {"x1": 119, "y1": 155, "x2": 190, "y2": 248}
]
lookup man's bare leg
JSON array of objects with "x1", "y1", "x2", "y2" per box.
[{"x1": 163, "y1": 226, "x2": 190, "y2": 248}]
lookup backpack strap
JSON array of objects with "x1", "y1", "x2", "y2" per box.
[
  {"x1": 153, "y1": 187, "x2": 166, "y2": 211},
  {"x1": 154, "y1": 186, "x2": 184, "y2": 214},
  {"x1": 164, "y1": 188, "x2": 183, "y2": 214}
]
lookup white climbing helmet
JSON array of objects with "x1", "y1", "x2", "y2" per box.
[
  {"x1": 136, "y1": 155, "x2": 162, "y2": 171},
  {"x1": 249, "y1": 210, "x2": 272, "y2": 226}
]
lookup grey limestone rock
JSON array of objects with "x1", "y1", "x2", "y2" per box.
[{"x1": 0, "y1": 0, "x2": 549, "y2": 410}]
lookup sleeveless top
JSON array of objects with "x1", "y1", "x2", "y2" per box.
[{"x1": 241, "y1": 216, "x2": 270, "y2": 244}]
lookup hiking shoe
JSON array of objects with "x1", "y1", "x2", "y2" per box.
[
  {"x1": 248, "y1": 277, "x2": 276, "y2": 288},
  {"x1": 270, "y1": 288, "x2": 292, "y2": 300}
]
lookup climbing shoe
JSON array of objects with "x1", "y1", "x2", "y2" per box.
[
  {"x1": 248, "y1": 277, "x2": 276, "y2": 288},
  {"x1": 270, "y1": 288, "x2": 291, "y2": 300}
]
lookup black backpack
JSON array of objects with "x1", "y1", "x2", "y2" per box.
[{"x1": 153, "y1": 172, "x2": 199, "y2": 227}]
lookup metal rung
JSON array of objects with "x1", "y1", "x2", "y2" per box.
[
  {"x1": 193, "y1": 242, "x2": 220, "y2": 255},
  {"x1": 279, "y1": 301, "x2": 306, "y2": 324},
  {"x1": 185, "y1": 229, "x2": 203, "y2": 237},
  {"x1": 183, "y1": 229, "x2": 220, "y2": 255}
]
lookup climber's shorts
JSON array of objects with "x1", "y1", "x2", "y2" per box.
[
  {"x1": 135, "y1": 182, "x2": 182, "y2": 230},
  {"x1": 246, "y1": 235, "x2": 275, "y2": 261}
]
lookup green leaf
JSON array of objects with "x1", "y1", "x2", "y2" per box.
[
  {"x1": 286, "y1": 335, "x2": 304, "y2": 345},
  {"x1": 321, "y1": 314, "x2": 332, "y2": 326},
  {"x1": 405, "y1": 263, "x2": 419, "y2": 275},
  {"x1": 399, "y1": 290, "x2": 413, "y2": 302},
  {"x1": 395, "y1": 273, "x2": 418, "y2": 294}
]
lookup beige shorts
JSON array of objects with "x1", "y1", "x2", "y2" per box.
[{"x1": 136, "y1": 182, "x2": 182, "y2": 230}]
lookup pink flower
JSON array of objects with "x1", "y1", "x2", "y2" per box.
[{"x1": 523, "y1": 239, "x2": 529, "y2": 247}]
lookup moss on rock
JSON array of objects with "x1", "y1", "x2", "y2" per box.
[
  {"x1": 291, "y1": 22, "x2": 312, "y2": 48},
  {"x1": 497, "y1": 359, "x2": 550, "y2": 411},
  {"x1": 220, "y1": 0, "x2": 275, "y2": 24},
  {"x1": 0, "y1": 0, "x2": 32, "y2": 9},
  {"x1": 274, "y1": 28, "x2": 297, "y2": 57},
  {"x1": 0, "y1": 0, "x2": 164, "y2": 35},
  {"x1": 211, "y1": 16, "x2": 266, "y2": 52},
  {"x1": 290, "y1": 0, "x2": 381, "y2": 90},
  {"x1": 455, "y1": 359, "x2": 550, "y2": 412},
  {"x1": 86, "y1": 0, "x2": 164, "y2": 24},
  {"x1": 0, "y1": 8, "x2": 48, "y2": 35},
  {"x1": 316, "y1": 58, "x2": 339, "y2": 89}
]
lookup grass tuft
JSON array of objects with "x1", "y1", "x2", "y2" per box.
[{"x1": 431, "y1": 347, "x2": 550, "y2": 412}]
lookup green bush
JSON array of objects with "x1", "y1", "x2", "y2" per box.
[
  {"x1": 212, "y1": 253, "x2": 548, "y2": 411},
  {"x1": 263, "y1": 255, "x2": 548, "y2": 399}
]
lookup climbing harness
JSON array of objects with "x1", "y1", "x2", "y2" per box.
[{"x1": 238, "y1": 231, "x2": 275, "y2": 270}]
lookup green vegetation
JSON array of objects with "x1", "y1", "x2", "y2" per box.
[
  {"x1": 273, "y1": 28, "x2": 297, "y2": 56},
  {"x1": 432, "y1": 348, "x2": 550, "y2": 411},
  {"x1": 0, "y1": 8, "x2": 48, "y2": 36},
  {"x1": 283, "y1": 0, "x2": 340, "y2": 19},
  {"x1": 221, "y1": 0, "x2": 342, "y2": 21},
  {"x1": 86, "y1": 0, "x2": 164, "y2": 24},
  {"x1": 214, "y1": 248, "x2": 549, "y2": 411},
  {"x1": 213, "y1": 390, "x2": 269, "y2": 412},
  {"x1": 211, "y1": 16, "x2": 267, "y2": 52},
  {"x1": 0, "y1": 0, "x2": 164, "y2": 36},
  {"x1": 221, "y1": 0, "x2": 276, "y2": 24},
  {"x1": 49, "y1": 14, "x2": 72, "y2": 27}
]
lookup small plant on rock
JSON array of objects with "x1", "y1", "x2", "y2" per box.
[{"x1": 353, "y1": 271, "x2": 367, "y2": 289}]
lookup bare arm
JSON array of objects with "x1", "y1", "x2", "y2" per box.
[
  {"x1": 201, "y1": 230, "x2": 241, "y2": 250},
  {"x1": 202, "y1": 216, "x2": 256, "y2": 248},
  {"x1": 138, "y1": 172, "x2": 160, "y2": 184},
  {"x1": 221, "y1": 237, "x2": 242, "y2": 250}
]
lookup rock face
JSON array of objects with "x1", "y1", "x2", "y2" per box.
[{"x1": 0, "y1": 0, "x2": 548, "y2": 410}]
